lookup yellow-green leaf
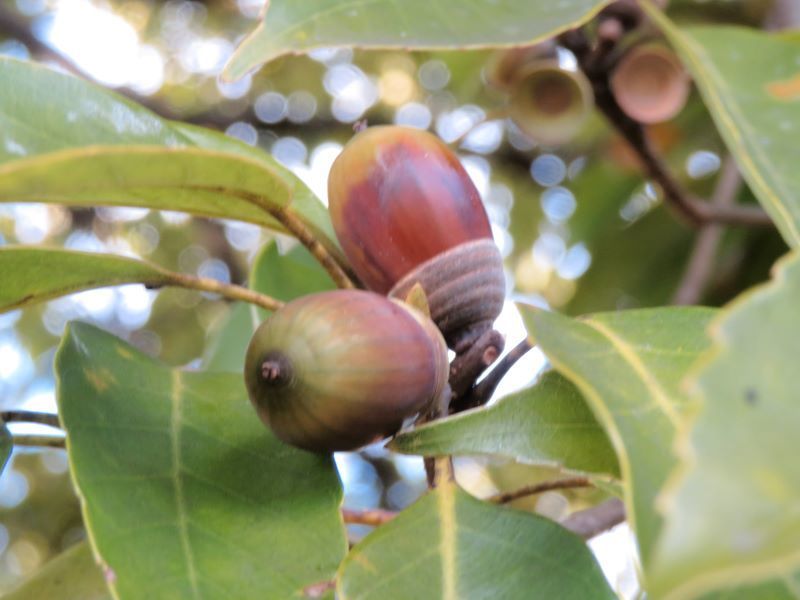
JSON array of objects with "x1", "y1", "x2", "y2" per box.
[
  {"x1": 3, "y1": 542, "x2": 111, "y2": 600},
  {"x1": 390, "y1": 371, "x2": 620, "y2": 479},
  {"x1": 0, "y1": 57, "x2": 340, "y2": 255},
  {"x1": 519, "y1": 306, "x2": 715, "y2": 570},
  {"x1": 224, "y1": 0, "x2": 611, "y2": 80},
  {"x1": 0, "y1": 247, "x2": 172, "y2": 314},
  {"x1": 650, "y1": 252, "x2": 800, "y2": 599},
  {"x1": 338, "y1": 483, "x2": 615, "y2": 599}
]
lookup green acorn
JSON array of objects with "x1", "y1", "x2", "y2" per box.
[{"x1": 244, "y1": 290, "x2": 449, "y2": 452}]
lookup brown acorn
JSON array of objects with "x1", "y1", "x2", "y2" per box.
[
  {"x1": 244, "y1": 289, "x2": 448, "y2": 453},
  {"x1": 610, "y1": 44, "x2": 690, "y2": 125},
  {"x1": 328, "y1": 125, "x2": 505, "y2": 351},
  {"x1": 508, "y1": 60, "x2": 594, "y2": 146}
]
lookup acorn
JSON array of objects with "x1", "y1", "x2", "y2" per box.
[
  {"x1": 328, "y1": 126, "x2": 505, "y2": 351},
  {"x1": 244, "y1": 289, "x2": 449, "y2": 453},
  {"x1": 610, "y1": 44, "x2": 690, "y2": 125},
  {"x1": 508, "y1": 60, "x2": 594, "y2": 146}
]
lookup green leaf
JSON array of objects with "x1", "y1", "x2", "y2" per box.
[
  {"x1": 3, "y1": 542, "x2": 111, "y2": 600},
  {"x1": 56, "y1": 322, "x2": 346, "y2": 599},
  {"x1": 519, "y1": 306, "x2": 715, "y2": 569},
  {"x1": 644, "y1": 6, "x2": 800, "y2": 248},
  {"x1": 649, "y1": 252, "x2": 800, "y2": 599},
  {"x1": 250, "y1": 241, "x2": 336, "y2": 317},
  {"x1": 337, "y1": 483, "x2": 615, "y2": 599},
  {"x1": 201, "y1": 303, "x2": 260, "y2": 373},
  {"x1": 224, "y1": 0, "x2": 611, "y2": 80},
  {"x1": 0, "y1": 247, "x2": 172, "y2": 314},
  {"x1": 0, "y1": 57, "x2": 340, "y2": 255},
  {"x1": 390, "y1": 371, "x2": 620, "y2": 479}
]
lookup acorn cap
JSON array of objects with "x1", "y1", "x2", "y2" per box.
[
  {"x1": 610, "y1": 44, "x2": 690, "y2": 125},
  {"x1": 328, "y1": 125, "x2": 493, "y2": 294},
  {"x1": 244, "y1": 290, "x2": 448, "y2": 453},
  {"x1": 486, "y1": 43, "x2": 556, "y2": 91},
  {"x1": 509, "y1": 60, "x2": 594, "y2": 146}
]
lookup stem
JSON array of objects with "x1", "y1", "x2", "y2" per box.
[
  {"x1": 12, "y1": 434, "x2": 65, "y2": 449},
  {"x1": 341, "y1": 508, "x2": 396, "y2": 527},
  {"x1": 165, "y1": 272, "x2": 284, "y2": 311},
  {"x1": 1, "y1": 410, "x2": 61, "y2": 429},
  {"x1": 453, "y1": 338, "x2": 533, "y2": 412},
  {"x1": 561, "y1": 498, "x2": 626, "y2": 539},
  {"x1": 419, "y1": 385, "x2": 454, "y2": 487},
  {"x1": 448, "y1": 329, "x2": 505, "y2": 401},
  {"x1": 486, "y1": 477, "x2": 593, "y2": 504},
  {"x1": 269, "y1": 207, "x2": 356, "y2": 290},
  {"x1": 673, "y1": 156, "x2": 742, "y2": 305}
]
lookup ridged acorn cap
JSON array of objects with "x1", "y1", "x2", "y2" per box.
[
  {"x1": 244, "y1": 290, "x2": 449, "y2": 453},
  {"x1": 328, "y1": 126, "x2": 493, "y2": 294}
]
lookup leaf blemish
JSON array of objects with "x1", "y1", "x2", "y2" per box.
[
  {"x1": 115, "y1": 345, "x2": 134, "y2": 360},
  {"x1": 744, "y1": 387, "x2": 758, "y2": 406},
  {"x1": 765, "y1": 73, "x2": 800, "y2": 101},
  {"x1": 83, "y1": 367, "x2": 117, "y2": 393}
]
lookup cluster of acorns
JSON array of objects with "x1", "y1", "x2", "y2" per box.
[
  {"x1": 244, "y1": 126, "x2": 506, "y2": 453},
  {"x1": 489, "y1": 1, "x2": 688, "y2": 146}
]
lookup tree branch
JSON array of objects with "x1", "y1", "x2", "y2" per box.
[
  {"x1": 452, "y1": 338, "x2": 533, "y2": 412},
  {"x1": 341, "y1": 507, "x2": 397, "y2": 527},
  {"x1": 486, "y1": 477, "x2": 593, "y2": 504},
  {"x1": 561, "y1": 498, "x2": 626, "y2": 539},
  {"x1": 163, "y1": 272, "x2": 284, "y2": 311},
  {"x1": 560, "y1": 27, "x2": 772, "y2": 228},
  {"x1": 672, "y1": 155, "x2": 742, "y2": 305},
  {"x1": 1, "y1": 410, "x2": 61, "y2": 429},
  {"x1": 12, "y1": 434, "x2": 65, "y2": 449}
]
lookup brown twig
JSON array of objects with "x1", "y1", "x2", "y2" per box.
[
  {"x1": 12, "y1": 434, "x2": 66, "y2": 449},
  {"x1": 448, "y1": 329, "x2": 505, "y2": 400},
  {"x1": 672, "y1": 156, "x2": 742, "y2": 305},
  {"x1": 165, "y1": 272, "x2": 284, "y2": 311},
  {"x1": 486, "y1": 477, "x2": 593, "y2": 504},
  {"x1": 560, "y1": 28, "x2": 772, "y2": 228},
  {"x1": 1, "y1": 410, "x2": 61, "y2": 429},
  {"x1": 416, "y1": 385, "x2": 455, "y2": 487},
  {"x1": 268, "y1": 208, "x2": 356, "y2": 289},
  {"x1": 341, "y1": 507, "x2": 396, "y2": 527},
  {"x1": 561, "y1": 498, "x2": 626, "y2": 539},
  {"x1": 453, "y1": 338, "x2": 533, "y2": 412}
]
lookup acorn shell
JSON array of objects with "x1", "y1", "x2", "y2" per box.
[
  {"x1": 244, "y1": 290, "x2": 449, "y2": 453},
  {"x1": 328, "y1": 125, "x2": 493, "y2": 294},
  {"x1": 610, "y1": 44, "x2": 690, "y2": 125},
  {"x1": 509, "y1": 60, "x2": 594, "y2": 146}
]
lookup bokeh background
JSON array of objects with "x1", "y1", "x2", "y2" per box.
[{"x1": 0, "y1": 0, "x2": 788, "y2": 596}]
